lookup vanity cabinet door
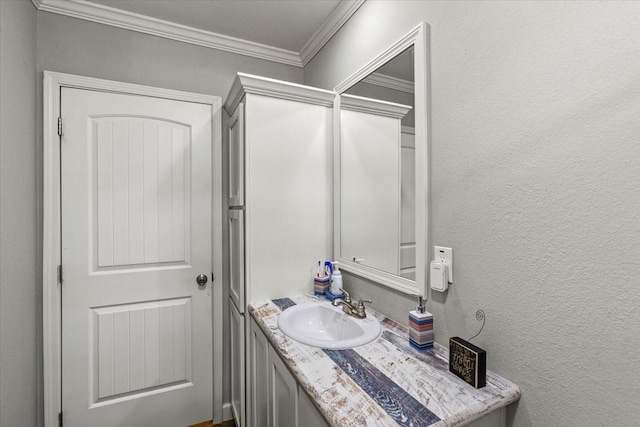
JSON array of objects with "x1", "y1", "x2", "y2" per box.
[
  {"x1": 230, "y1": 302, "x2": 245, "y2": 427},
  {"x1": 229, "y1": 209, "x2": 245, "y2": 313},
  {"x1": 297, "y1": 387, "x2": 328, "y2": 427},
  {"x1": 249, "y1": 318, "x2": 269, "y2": 427},
  {"x1": 267, "y1": 345, "x2": 297, "y2": 427},
  {"x1": 251, "y1": 320, "x2": 327, "y2": 427},
  {"x1": 467, "y1": 407, "x2": 506, "y2": 427},
  {"x1": 228, "y1": 103, "x2": 245, "y2": 206}
]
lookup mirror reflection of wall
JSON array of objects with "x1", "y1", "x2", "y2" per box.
[
  {"x1": 345, "y1": 47, "x2": 415, "y2": 127},
  {"x1": 340, "y1": 46, "x2": 416, "y2": 281}
]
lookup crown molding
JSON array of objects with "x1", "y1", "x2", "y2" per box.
[
  {"x1": 32, "y1": 0, "x2": 365, "y2": 68},
  {"x1": 362, "y1": 72, "x2": 414, "y2": 94},
  {"x1": 340, "y1": 93, "x2": 411, "y2": 119},
  {"x1": 224, "y1": 72, "x2": 335, "y2": 114},
  {"x1": 299, "y1": 0, "x2": 366, "y2": 66},
  {"x1": 32, "y1": 0, "x2": 302, "y2": 66}
]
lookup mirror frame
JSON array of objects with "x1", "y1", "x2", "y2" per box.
[{"x1": 333, "y1": 22, "x2": 430, "y2": 296}]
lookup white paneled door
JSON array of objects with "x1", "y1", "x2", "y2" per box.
[{"x1": 61, "y1": 87, "x2": 213, "y2": 426}]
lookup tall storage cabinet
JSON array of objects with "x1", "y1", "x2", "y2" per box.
[{"x1": 224, "y1": 73, "x2": 333, "y2": 427}]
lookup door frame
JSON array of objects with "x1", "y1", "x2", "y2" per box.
[{"x1": 43, "y1": 71, "x2": 223, "y2": 427}]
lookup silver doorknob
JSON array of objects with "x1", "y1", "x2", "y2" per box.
[{"x1": 196, "y1": 274, "x2": 208, "y2": 287}]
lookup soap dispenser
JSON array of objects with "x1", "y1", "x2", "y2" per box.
[
  {"x1": 330, "y1": 262, "x2": 343, "y2": 296},
  {"x1": 409, "y1": 296, "x2": 434, "y2": 351}
]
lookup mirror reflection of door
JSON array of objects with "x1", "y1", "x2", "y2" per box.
[{"x1": 341, "y1": 46, "x2": 416, "y2": 280}]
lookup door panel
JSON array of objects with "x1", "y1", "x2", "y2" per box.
[
  {"x1": 92, "y1": 117, "x2": 191, "y2": 269},
  {"x1": 61, "y1": 87, "x2": 212, "y2": 427},
  {"x1": 228, "y1": 103, "x2": 244, "y2": 207},
  {"x1": 91, "y1": 298, "x2": 191, "y2": 403},
  {"x1": 229, "y1": 209, "x2": 245, "y2": 312}
]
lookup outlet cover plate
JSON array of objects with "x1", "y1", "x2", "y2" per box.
[{"x1": 434, "y1": 246, "x2": 453, "y2": 283}]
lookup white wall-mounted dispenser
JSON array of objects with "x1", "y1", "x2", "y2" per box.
[
  {"x1": 431, "y1": 246, "x2": 453, "y2": 292},
  {"x1": 430, "y1": 261, "x2": 448, "y2": 292}
]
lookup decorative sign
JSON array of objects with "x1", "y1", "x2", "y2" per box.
[{"x1": 449, "y1": 337, "x2": 486, "y2": 389}]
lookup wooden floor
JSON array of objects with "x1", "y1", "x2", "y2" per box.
[{"x1": 188, "y1": 420, "x2": 235, "y2": 427}]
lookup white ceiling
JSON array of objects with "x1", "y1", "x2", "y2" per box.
[
  {"x1": 90, "y1": 0, "x2": 342, "y2": 53},
  {"x1": 32, "y1": 0, "x2": 364, "y2": 66}
]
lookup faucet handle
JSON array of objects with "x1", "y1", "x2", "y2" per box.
[
  {"x1": 356, "y1": 299, "x2": 372, "y2": 317},
  {"x1": 339, "y1": 288, "x2": 351, "y2": 303}
]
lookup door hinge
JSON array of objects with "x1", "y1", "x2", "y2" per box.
[
  {"x1": 57, "y1": 265, "x2": 63, "y2": 285},
  {"x1": 58, "y1": 411, "x2": 63, "y2": 427},
  {"x1": 57, "y1": 117, "x2": 62, "y2": 137}
]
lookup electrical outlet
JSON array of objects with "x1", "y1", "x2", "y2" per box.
[{"x1": 434, "y1": 246, "x2": 453, "y2": 284}]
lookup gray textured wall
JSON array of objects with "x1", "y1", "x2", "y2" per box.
[
  {"x1": 36, "y1": 11, "x2": 303, "y2": 423},
  {"x1": 36, "y1": 13, "x2": 303, "y2": 98},
  {"x1": 305, "y1": 1, "x2": 640, "y2": 426},
  {"x1": 0, "y1": 1, "x2": 39, "y2": 426},
  {"x1": 1, "y1": 9, "x2": 302, "y2": 425}
]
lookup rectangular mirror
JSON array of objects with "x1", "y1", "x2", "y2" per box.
[{"x1": 334, "y1": 22, "x2": 429, "y2": 296}]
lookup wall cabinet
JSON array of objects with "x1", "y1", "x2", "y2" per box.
[
  {"x1": 224, "y1": 73, "x2": 333, "y2": 427},
  {"x1": 250, "y1": 318, "x2": 327, "y2": 427}
]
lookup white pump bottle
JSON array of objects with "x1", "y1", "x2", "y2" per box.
[{"x1": 330, "y1": 262, "x2": 342, "y2": 295}]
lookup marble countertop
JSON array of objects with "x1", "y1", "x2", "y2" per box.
[{"x1": 249, "y1": 295, "x2": 521, "y2": 427}]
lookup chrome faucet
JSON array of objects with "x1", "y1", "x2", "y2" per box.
[{"x1": 332, "y1": 288, "x2": 372, "y2": 319}]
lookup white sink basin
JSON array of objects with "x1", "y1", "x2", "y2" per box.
[{"x1": 277, "y1": 302, "x2": 381, "y2": 349}]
